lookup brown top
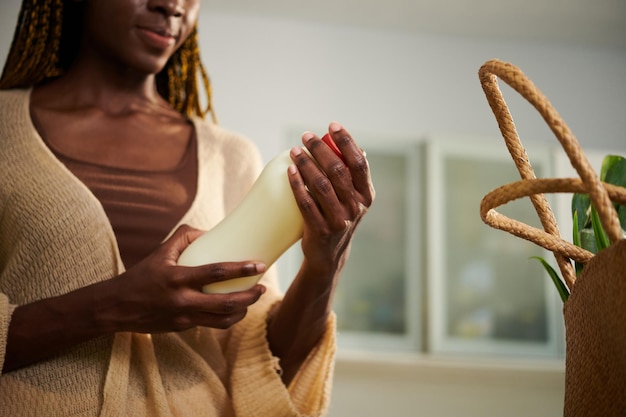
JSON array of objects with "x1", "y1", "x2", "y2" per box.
[{"x1": 42, "y1": 129, "x2": 198, "y2": 268}]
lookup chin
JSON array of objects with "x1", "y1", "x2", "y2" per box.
[{"x1": 132, "y1": 55, "x2": 171, "y2": 77}]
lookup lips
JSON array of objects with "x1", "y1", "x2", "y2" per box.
[
  {"x1": 140, "y1": 25, "x2": 174, "y2": 37},
  {"x1": 136, "y1": 25, "x2": 177, "y2": 50}
]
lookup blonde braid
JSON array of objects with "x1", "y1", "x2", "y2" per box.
[
  {"x1": 0, "y1": 0, "x2": 63, "y2": 89},
  {"x1": 162, "y1": 27, "x2": 217, "y2": 123}
]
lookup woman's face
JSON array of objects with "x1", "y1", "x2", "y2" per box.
[{"x1": 79, "y1": 0, "x2": 201, "y2": 75}]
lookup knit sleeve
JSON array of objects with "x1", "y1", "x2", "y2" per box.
[
  {"x1": 229, "y1": 315, "x2": 336, "y2": 417},
  {"x1": 227, "y1": 272, "x2": 336, "y2": 417},
  {"x1": 0, "y1": 294, "x2": 17, "y2": 374}
]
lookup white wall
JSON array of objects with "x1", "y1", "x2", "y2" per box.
[
  {"x1": 194, "y1": 12, "x2": 626, "y2": 161},
  {"x1": 2, "y1": 3, "x2": 625, "y2": 416}
]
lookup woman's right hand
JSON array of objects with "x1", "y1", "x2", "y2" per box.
[
  {"x1": 3, "y1": 225, "x2": 266, "y2": 373},
  {"x1": 102, "y1": 224, "x2": 267, "y2": 334}
]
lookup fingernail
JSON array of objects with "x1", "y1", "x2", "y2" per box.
[
  {"x1": 288, "y1": 164, "x2": 297, "y2": 175},
  {"x1": 244, "y1": 262, "x2": 266, "y2": 274},
  {"x1": 302, "y1": 131, "x2": 315, "y2": 142},
  {"x1": 330, "y1": 122, "x2": 342, "y2": 133},
  {"x1": 291, "y1": 146, "x2": 303, "y2": 156}
]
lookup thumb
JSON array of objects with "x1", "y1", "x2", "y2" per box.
[{"x1": 161, "y1": 224, "x2": 205, "y2": 262}]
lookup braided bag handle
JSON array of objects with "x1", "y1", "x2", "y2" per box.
[{"x1": 478, "y1": 59, "x2": 625, "y2": 291}]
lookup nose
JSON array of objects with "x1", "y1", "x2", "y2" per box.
[{"x1": 147, "y1": 0, "x2": 185, "y2": 17}]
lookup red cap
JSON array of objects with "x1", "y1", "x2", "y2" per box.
[{"x1": 321, "y1": 133, "x2": 345, "y2": 162}]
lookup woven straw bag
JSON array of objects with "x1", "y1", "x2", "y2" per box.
[{"x1": 478, "y1": 59, "x2": 626, "y2": 417}]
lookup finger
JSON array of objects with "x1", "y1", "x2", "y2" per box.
[
  {"x1": 171, "y1": 299, "x2": 253, "y2": 331},
  {"x1": 286, "y1": 158, "x2": 325, "y2": 222},
  {"x1": 303, "y1": 132, "x2": 355, "y2": 201},
  {"x1": 302, "y1": 130, "x2": 346, "y2": 168},
  {"x1": 299, "y1": 134, "x2": 365, "y2": 224},
  {"x1": 328, "y1": 123, "x2": 375, "y2": 207},
  {"x1": 181, "y1": 261, "x2": 267, "y2": 289},
  {"x1": 289, "y1": 147, "x2": 346, "y2": 230},
  {"x1": 327, "y1": 122, "x2": 362, "y2": 163},
  {"x1": 186, "y1": 284, "x2": 266, "y2": 315},
  {"x1": 160, "y1": 224, "x2": 206, "y2": 263},
  {"x1": 195, "y1": 309, "x2": 249, "y2": 330}
]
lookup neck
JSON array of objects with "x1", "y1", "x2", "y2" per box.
[{"x1": 38, "y1": 53, "x2": 170, "y2": 117}]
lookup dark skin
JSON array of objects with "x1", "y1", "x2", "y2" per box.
[{"x1": 4, "y1": 0, "x2": 374, "y2": 386}]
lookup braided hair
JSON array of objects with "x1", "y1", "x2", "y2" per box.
[{"x1": 0, "y1": 0, "x2": 216, "y2": 122}]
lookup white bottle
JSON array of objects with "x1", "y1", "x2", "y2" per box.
[{"x1": 177, "y1": 149, "x2": 304, "y2": 294}]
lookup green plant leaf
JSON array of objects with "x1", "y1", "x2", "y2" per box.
[
  {"x1": 572, "y1": 211, "x2": 584, "y2": 276},
  {"x1": 572, "y1": 193, "x2": 591, "y2": 230},
  {"x1": 600, "y1": 155, "x2": 625, "y2": 183},
  {"x1": 530, "y1": 256, "x2": 570, "y2": 303},
  {"x1": 590, "y1": 206, "x2": 611, "y2": 252},
  {"x1": 578, "y1": 228, "x2": 598, "y2": 254},
  {"x1": 572, "y1": 210, "x2": 581, "y2": 247},
  {"x1": 601, "y1": 155, "x2": 626, "y2": 229},
  {"x1": 618, "y1": 209, "x2": 626, "y2": 234}
]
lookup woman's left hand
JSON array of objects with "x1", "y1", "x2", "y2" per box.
[
  {"x1": 267, "y1": 122, "x2": 374, "y2": 384},
  {"x1": 288, "y1": 122, "x2": 375, "y2": 278}
]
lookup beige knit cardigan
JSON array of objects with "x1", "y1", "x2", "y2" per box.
[{"x1": 0, "y1": 89, "x2": 336, "y2": 417}]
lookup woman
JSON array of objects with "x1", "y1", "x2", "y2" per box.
[{"x1": 0, "y1": 0, "x2": 374, "y2": 415}]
